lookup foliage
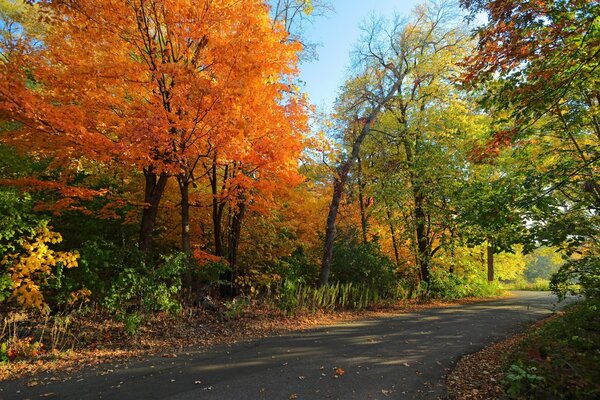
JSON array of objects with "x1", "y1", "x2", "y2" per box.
[
  {"x1": 1, "y1": 224, "x2": 79, "y2": 311},
  {"x1": 504, "y1": 362, "x2": 546, "y2": 398},
  {"x1": 551, "y1": 251, "x2": 600, "y2": 301},
  {"x1": 524, "y1": 246, "x2": 564, "y2": 281},
  {"x1": 273, "y1": 247, "x2": 320, "y2": 285},
  {"x1": 102, "y1": 252, "x2": 187, "y2": 315},
  {"x1": 504, "y1": 299, "x2": 600, "y2": 399},
  {"x1": 428, "y1": 269, "x2": 503, "y2": 300},
  {"x1": 505, "y1": 277, "x2": 551, "y2": 292},
  {"x1": 276, "y1": 280, "x2": 399, "y2": 315},
  {"x1": 330, "y1": 228, "x2": 396, "y2": 291}
]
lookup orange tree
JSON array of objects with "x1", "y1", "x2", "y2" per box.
[{"x1": 0, "y1": 0, "x2": 308, "y2": 256}]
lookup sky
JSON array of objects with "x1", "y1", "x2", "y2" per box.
[{"x1": 298, "y1": 0, "x2": 422, "y2": 112}]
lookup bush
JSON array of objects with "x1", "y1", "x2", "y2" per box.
[
  {"x1": 102, "y1": 251, "x2": 187, "y2": 315},
  {"x1": 330, "y1": 229, "x2": 396, "y2": 291},
  {"x1": 428, "y1": 269, "x2": 503, "y2": 300},
  {"x1": 273, "y1": 247, "x2": 320, "y2": 285}
]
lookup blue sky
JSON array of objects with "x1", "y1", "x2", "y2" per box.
[{"x1": 298, "y1": 0, "x2": 422, "y2": 112}]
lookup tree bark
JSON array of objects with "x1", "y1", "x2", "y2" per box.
[
  {"x1": 414, "y1": 193, "x2": 430, "y2": 285},
  {"x1": 357, "y1": 156, "x2": 368, "y2": 244},
  {"x1": 319, "y1": 177, "x2": 346, "y2": 287},
  {"x1": 210, "y1": 160, "x2": 226, "y2": 257},
  {"x1": 487, "y1": 242, "x2": 495, "y2": 282},
  {"x1": 387, "y1": 208, "x2": 400, "y2": 265},
  {"x1": 178, "y1": 176, "x2": 194, "y2": 293},
  {"x1": 139, "y1": 169, "x2": 169, "y2": 253},
  {"x1": 179, "y1": 178, "x2": 191, "y2": 255},
  {"x1": 220, "y1": 202, "x2": 246, "y2": 298}
]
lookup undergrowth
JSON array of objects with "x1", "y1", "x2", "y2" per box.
[{"x1": 503, "y1": 299, "x2": 600, "y2": 399}]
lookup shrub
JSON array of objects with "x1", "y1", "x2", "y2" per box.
[{"x1": 330, "y1": 228, "x2": 396, "y2": 291}]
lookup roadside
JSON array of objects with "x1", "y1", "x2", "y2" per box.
[
  {"x1": 0, "y1": 295, "x2": 505, "y2": 382},
  {"x1": 447, "y1": 296, "x2": 598, "y2": 400},
  {"x1": 0, "y1": 291, "x2": 562, "y2": 400}
]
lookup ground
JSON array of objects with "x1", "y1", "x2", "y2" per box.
[{"x1": 0, "y1": 291, "x2": 568, "y2": 400}]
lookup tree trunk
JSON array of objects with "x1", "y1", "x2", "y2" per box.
[
  {"x1": 319, "y1": 177, "x2": 345, "y2": 287},
  {"x1": 221, "y1": 202, "x2": 246, "y2": 298},
  {"x1": 403, "y1": 136, "x2": 430, "y2": 286},
  {"x1": 357, "y1": 156, "x2": 368, "y2": 244},
  {"x1": 139, "y1": 169, "x2": 169, "y2": 252},
  {"x1": 318, "y1": 78, "x2": 403, "y2": 287},
  {"x1": 228, "y1": 203, "x2": 246, "y2": 271},
  {"x1": 178, "y1": 176, "x2": 194, "y2": 293},
  {"x1": 179, "y1": 178, "x2": 191, "y2": 255},
  {"x1": 414, "y1": 195, "x2": 430, "y2": 285},
  {"x1": 210, "y1": 159, "x2": 227, "y2": 257},
  {"x1": 387, "y1": 208, "x2": 400, "y2": 265},
  {"x1": 487, "y1": 242, "x2": 494, "y2": 282}
]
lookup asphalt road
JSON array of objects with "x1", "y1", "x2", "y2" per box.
[{"x1": 0, "y1": 291, "x2": 572, "y2": 400}]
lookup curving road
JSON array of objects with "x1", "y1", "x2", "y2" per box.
[{"x1": 0, "y1": 291, "x2": 573, "y2": 400}]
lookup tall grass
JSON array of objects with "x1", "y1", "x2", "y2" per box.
[{"x1": 276, "y1": 281, "x2": 407, "y2": 315}]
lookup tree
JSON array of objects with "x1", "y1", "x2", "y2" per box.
[
  {"x1": 461, "y1": 0, "x2": 599, "y2": 243},
  {"x1": 0, "y1": 0, "x2": 307, "y2": 257},
  {"x1": 320, "y1": 2, "x2": 473, "y2": 287}
]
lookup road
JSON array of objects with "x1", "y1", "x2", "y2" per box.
[{"x1": 0, "y1": 291, "x2": 571, "y2": 400}]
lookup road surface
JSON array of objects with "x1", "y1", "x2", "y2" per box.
[{"x1": 0, "y1": 291, "x2": 571, "y2": 400}]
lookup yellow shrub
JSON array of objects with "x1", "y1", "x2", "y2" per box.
[{"x1": 1, "y1": 226, "x2": 79, "y2": 311}]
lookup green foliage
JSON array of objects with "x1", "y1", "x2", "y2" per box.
[
  {"x1": 222, "y1": 297, "x2": 250, "y2": 320},
  {"x1": 505, "y1": 277, "x2": 551, "y2": 292},
  {"x1": 551, "y1": 252, "x2": 600, "y2": 301},
  {"x1": 274, "y1": 247, "x2": 319, "y2": 285},
  {"x1": 0, "y1": 187, "x2": 46, "y2": 255},
  {"x1": 276, "y1": 280, "x2": 407, "y2": 315},
  {"x1": 194, "y1": 260, "x2": 230, "y2": 285},
  {"x1": 123, "y1": 313, "x2": 143, "y2": 336},
  {"x1": 504, "y1": 299, "x2": 600, "y2": 399},
  {"x1": 330, "y1": 229, "x2": 396, "y2": 291},
  {"x1": 428, "y1": 269, "x2": 503, "y2": 300},
  {"x1": 504, "y1": 362, "x2": 546, "y2": 398},
  {"x1": 74, "y1": 241, "x2": 187, "y2": 315},
  {"x1": 0, "y1": 272, "x2": 11, "y2": 303},
  {"x1": 524, "y1": 247, "x2": 564, "y2": 281},
  {"x1": 103, "y1": 252, "x2": 187, "y2": 315}
]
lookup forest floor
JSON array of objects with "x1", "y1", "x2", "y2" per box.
[{"x1": 0, "y1": 291, "x2": 567, "y2": 399}]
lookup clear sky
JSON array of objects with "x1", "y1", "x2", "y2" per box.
[{"x1": 298, "y1": 0, "x2": 422, "y2": 112}]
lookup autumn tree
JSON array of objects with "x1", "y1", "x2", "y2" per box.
[
  {"x1": 461, "y1": 0, "x2": 599, "y2": 293},
  {"x1": 0, "y1": 0, "x2": 307, "y2": 258},
  {"x1": 319, "y1": 2, "x2": 473, "y2": 287}
]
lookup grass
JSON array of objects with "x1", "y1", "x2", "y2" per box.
[
  {"x1": 503, "y1": 298, "x2": 600, "y2": 399},
  {"x1": 503, "y1": 278, "x2": 551, "y2": 291}
]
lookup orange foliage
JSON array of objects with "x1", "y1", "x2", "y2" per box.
[{"x1": 0, "y1": 0, "x2": 307, "y2": 199}]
